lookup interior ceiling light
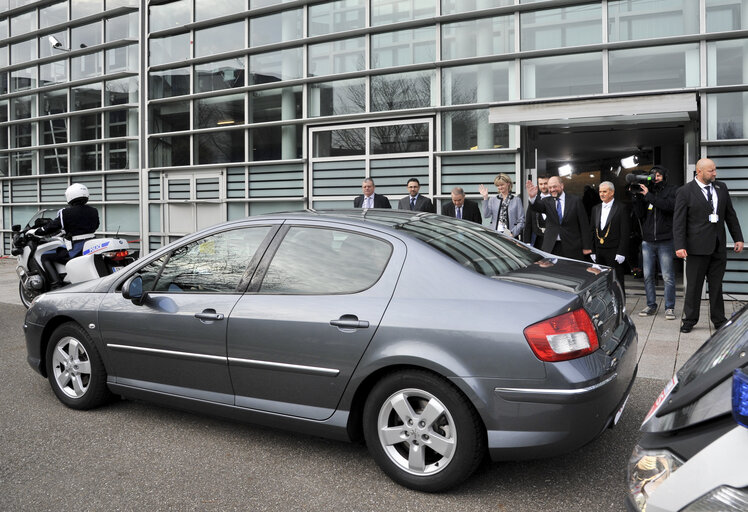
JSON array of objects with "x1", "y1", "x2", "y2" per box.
[
  {"x1": 217, "y1": 120, "x2": 235, "y2": 125},
  {"x1": 558, "y1": 164, "x2": 573, "y2": 177}
]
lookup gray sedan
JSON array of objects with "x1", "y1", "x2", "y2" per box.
[{"x1": 24, "y1": 210, "x2": 637, "y2": 492}]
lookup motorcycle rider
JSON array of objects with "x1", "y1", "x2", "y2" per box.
[
  {"x1": 33, "y1": 183, "x2": 99, "y2": 289},
  {"x1": 632, "y1": 165, "x2": 677, "y2": 320}
]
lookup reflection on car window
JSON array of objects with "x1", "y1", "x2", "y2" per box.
[
  {"x1": 143, "y1": 226, "x2": 271, "y2": 293},
  {"x1": 259, "y1": 226, "x2": 392, "y2": 294},
  {"x1": 394, "y1": 216, "x2": 542, "y2": 276}
]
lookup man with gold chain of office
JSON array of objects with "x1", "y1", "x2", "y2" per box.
[{"x1": 590, "y1": 181, "x2": 630, "y2": 296}]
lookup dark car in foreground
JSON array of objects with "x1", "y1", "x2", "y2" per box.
[
  {"x1": 626, "y1": 305, "x2": 748, "y2": 511},
  {"x1": 25, "y1": 210, "x2": 637, "y2": 491}
]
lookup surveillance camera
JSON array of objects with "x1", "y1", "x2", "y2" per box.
[{"x1": 48, "y1": 35, "x2": 63, "y2": 49}]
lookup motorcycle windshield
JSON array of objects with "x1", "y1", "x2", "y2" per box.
[
  {"x1": 642, "y1": 305, "x2": 748, "y2": 433},
  {"x1": 24, "y1": 209, "x2": 59, "y2": 230}
]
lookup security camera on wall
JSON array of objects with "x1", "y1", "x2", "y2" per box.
[{"x1": 48, "y1": 35, "x2": 64, "y2": 50}]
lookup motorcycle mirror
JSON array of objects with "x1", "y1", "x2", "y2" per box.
[
  {"x1": 12, "y1": 224, "x2": 21, "y2": 232},
  {"x1": 122, "y1": 275, "x2": 145, "y2": 306}
]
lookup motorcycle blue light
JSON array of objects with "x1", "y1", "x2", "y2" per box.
[{"x1": 733, "y1": 367, "x2": 748, "y2": 428}]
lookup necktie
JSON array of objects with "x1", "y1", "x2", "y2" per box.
[
  {"x1": 410, "y1": 197, "x2": 416, "y2": 210},
  {"x1": 706, "y1": 185, "x2": 714, "y2": 212},
  {"x1": 556, "y1": 197, "x2": 563, "y2": 222},
  {"x1": 366, "y1": 196, "x2": 372, "y2": 208},
  {"x1": 457, "y1": 207, "x2": 462, "y2": 219}
]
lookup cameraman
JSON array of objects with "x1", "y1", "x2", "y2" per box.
[{"x1": 632, "y1": 166, "x2": 677, "y2": 320}]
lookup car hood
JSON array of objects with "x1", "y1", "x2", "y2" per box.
[
  {"x1": 643, "y1": 305, "x2": 748, "y2": 433},
  {"x1": 46, "y1": 278, "x2": 104, "y2": 295}
]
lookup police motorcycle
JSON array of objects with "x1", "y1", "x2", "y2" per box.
[{"x1": 11, "y1": 209, "x2": 136, "y2": 308}]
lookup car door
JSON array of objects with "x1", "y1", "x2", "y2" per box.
[
  {"x1": 98, "y1": 224, "x2": 278, "y2": 404},
  {"x1": 226, "y1": 223, "x2": 406, "y2": 420}
]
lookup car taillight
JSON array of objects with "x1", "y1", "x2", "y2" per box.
[{"x1": 523, "y1": 308, "x2": 599, "y2": 362}]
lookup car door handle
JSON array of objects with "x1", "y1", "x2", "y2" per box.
[
  {"x1": 195, "y1": 309, "x2": 225, "y2": 321},
  {"x1": 330, "y1": 315, "x2": 369, "y2": 329}
]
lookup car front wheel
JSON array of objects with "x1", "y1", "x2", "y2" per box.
[
  {"x1": 46, "y1": 322, "x2": 112, "y2": 410},
  {"x1": 362, "y1": 370, "x2": 485, "y2": 492}
]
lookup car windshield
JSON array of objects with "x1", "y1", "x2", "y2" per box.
[
  {"x1": 345, "y1": 211, "x2": 543, "y2": 277},
  {"x1": 676, "y1": 305, "x2": 748, "y2": 387}
]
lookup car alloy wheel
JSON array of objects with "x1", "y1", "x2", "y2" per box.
[
  {"x1": 363, "y1": 371, "x2": 485, "y2": 492},
  {"x1": 377, "y1": 387, "x2": 456, "y2": 476},
  {"x1": 46, "y1": 322, "x2": 111, "y2": 410},
  {"x1": 51, "y1": 335, "x2": 92, "y2": 399}
]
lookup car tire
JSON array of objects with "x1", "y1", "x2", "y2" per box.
[
  {"x1": 362, "y1": 370, "x2": 485, "y2": 492},
  {"x1": 46, "y1": 322, "x2": 112, "y2": 410}
]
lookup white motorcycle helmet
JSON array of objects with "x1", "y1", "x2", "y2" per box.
[{"x1": 65, "y1": 183, "x2": 89, "y2": 204}]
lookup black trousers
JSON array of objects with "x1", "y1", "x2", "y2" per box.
[
  {"x1": 595, "y1": 248, "x2": 626, "y2": 297},
  {"x1": 551, "y1": 240, "x2": 583, "y2": 261},
  {"x1": 41, "y1": 247, "x2": 70, "y2": 286},
  {"x1": 532, "y1": 234, "x2": 544, "y2": 249},
  {"x1": 683, "y1": 246, "x2": 727, "y2": 328}
]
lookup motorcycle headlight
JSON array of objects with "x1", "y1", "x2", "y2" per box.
[{"x1": 627, "y1": 445, "x2": 684, "y2": 511}]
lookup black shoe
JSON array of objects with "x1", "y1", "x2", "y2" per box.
[{"x1": 680, "y1": 324, "x2": 693, "y2": 333}]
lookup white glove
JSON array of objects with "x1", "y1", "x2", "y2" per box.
[
  {"x1": 615, "y1": 254, "x2": 625, "y2": 264},
  {"x1": 590, "y1": 254, "x2": 596, "y2": 262}
]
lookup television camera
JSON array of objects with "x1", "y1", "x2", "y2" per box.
[{"x1": 625, "y1": 171, "x2": 656, "y2": 193}]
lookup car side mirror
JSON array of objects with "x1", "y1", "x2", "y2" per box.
[{"x1": 122, "y1": 275, "x2": 145, "y2": 305}]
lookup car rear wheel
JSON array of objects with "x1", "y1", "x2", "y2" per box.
[
  {"x1": 46, "y1": 322, "x2": 112, "y2": 410},
  {"x1": 362, "y1": 370, "x2": 485, "y2": 492}
]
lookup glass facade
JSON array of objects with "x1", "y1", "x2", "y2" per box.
[{"x1": 0, "y1": 0, "x2": 746, "y2": 296}]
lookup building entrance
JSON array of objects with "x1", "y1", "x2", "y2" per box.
[
  {"x1": 489, "y1": 93, "x2": 702, "y2": 296},
  {"x1": 523, "y1": 121, "x2": 693, "y2": 208}
]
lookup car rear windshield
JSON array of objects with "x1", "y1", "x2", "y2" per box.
[{"x1": 394, "y1": 215, "x2": 543, "y2": 276}]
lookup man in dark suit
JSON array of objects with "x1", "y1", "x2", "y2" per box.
[
  {"x1": 674, "y1": 158, "x2": 744, "y2": 333},
  {"x1": 353, "y1": 178, "x2": 391, "y2": 209},
  {"x1": 590, "y1": 181, "x2": 630, "y2": 296},
  {"x1": 523, "y1": 175, "x2": 550, "y2": 247},
  {"x1": 525, "y1": 176, "x2": 593, "y2": 260},
  {"x1": 442, "y1": 187, "x2": 482, "y2": 223},
  {"x1": 397, "y1": 178, "x2": 435, "y2": 213}
]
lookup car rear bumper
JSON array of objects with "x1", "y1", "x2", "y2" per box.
[{"x1": 484, "y1": 319, "x2": 638, "y2": 461}]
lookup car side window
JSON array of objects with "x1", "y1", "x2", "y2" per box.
[
  {"x1": 259, "y1": 226, "x2": 392, "y2": 294},
  {"x1": 141, "y1": 226, "x2": 272, "y2": 293}
]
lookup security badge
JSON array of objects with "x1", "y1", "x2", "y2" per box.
[{"x1": 708, "y1": 184, "x2": 719, "y2": 223}]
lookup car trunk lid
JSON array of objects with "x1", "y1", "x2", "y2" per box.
[{"x1": 494, "y1": 258, "x2": 626, "y2": 355}]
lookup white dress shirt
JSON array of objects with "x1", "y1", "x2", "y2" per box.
[
  {"x1": 696, "y1": 180, "x2": 718, "y2": 212},
  {"x1": 600, "y1": 199, "x2": 614, "y2": 228}
]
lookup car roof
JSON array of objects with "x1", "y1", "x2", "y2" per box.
[{"x1": 223, "y1": 209, "x2": 448, "y2": 235}]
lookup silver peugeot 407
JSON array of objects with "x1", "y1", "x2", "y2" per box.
[{"x1": 24, "y1": 210, "x2": 637, "y2": 492}]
